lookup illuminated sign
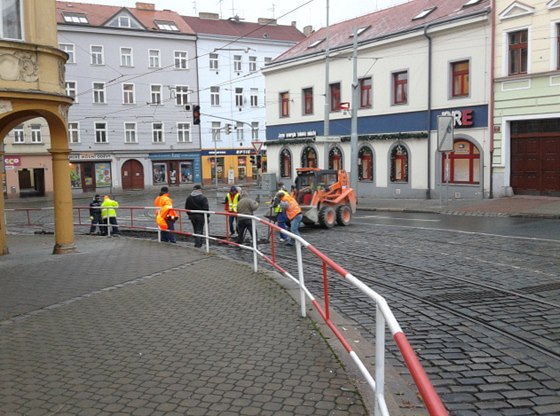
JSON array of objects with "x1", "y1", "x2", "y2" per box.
[
  {"x1": 440, "y1": 109, "x2": 474, "y2": 128},
  {"x1": 4, "y1": 156, "x2": 21, "y2": 166}
]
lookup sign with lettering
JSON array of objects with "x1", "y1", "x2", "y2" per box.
[
  {"x1": 69, "y1": 153, "x2": 111, "y2": 160},
  {"x1": 440, "y1": 109, "x2": 474, "y2": 128},
  {"x1": 4, "y1": 156, "x2": 21, "y2": 166}
]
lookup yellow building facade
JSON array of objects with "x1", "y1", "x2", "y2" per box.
[{"x1": 0, "y1": 0, "x2": 73, "y2": 254}]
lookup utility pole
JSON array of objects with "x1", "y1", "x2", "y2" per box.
[
  {"x1": 323, "y1": 0, "x2": 330, "y2": 154},
  {"x1": 350, "y1": 26, "x2": 359, "y2": 193}
]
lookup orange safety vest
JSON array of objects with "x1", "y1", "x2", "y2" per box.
[
  {"x1": 225, "y1": 192, "x2": 239, "y2": 212},
  {"x1": 155, "y1": 194, "x2": 178, "y2": 230},
  {"x1": 282, "y1": 193, "x2": 302, "y2": 220}
]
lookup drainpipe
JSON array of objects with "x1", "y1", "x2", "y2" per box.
[
  {"x1": 423, "y1": 24, "x2": 435, "y2": 200},
  {"x1": 489, "y1": 0, "x2": 496, "y2": 199}
]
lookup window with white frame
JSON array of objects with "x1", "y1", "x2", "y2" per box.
[
  {"x1": 95, "y1": 122, "x2": 108, "y2": 143},
  {"x1": 174, "y1": 51, "x2": 188, "y2": 69},
  {"x1": 1, "y1": 0, "x2": 23, "y2": 40},
  {"x1": 120, "y1": 47, "x2": 133, "y2": 67},
  {"x1": 177, "y1": 123, "x2": 191, "y2": 142},
  {"x1": 236, "y1": 122, "x2": 244, "y2": 141},
  {"x1": 175, "y1": 85, "x2": 190, "y2": 105},
  {"x1": 212, "y1": 122, "x2": 221, "y2": 142},
  {"x1": 118, "y1": 16, "x2": 131, "y2": 28},
  {"x1": 251, "y1": 122, "x2": 259, "y2": 140},
  {"x1": 91, "y1": 45, "x2": 104, "y2": 65},
  {"x1": 62, "y1": 12, "x2": 88, "y2": 24},
  {"x1": 155, "y1": 20, "x2": 179, "y2": 31},
  {"x1": 65, "y1": 81, "x2": 77, "y2": 101},
  {"x1": 209, "y1": 53, "x2": 218, "y2": 70},
  {"x1": 93, "y1": 82, "x2": 106, "y2": 103},
  {"x1": 30, "y1": 124, "x2": 42, "y2": 143},
  {"x1": 249, "y1": 56, "x2": 257, "y2": 72},
  {"x1": 508, "y1": 29, "x2": 528, "y2": 75},
  {"x1": 13, "y1": 124, "x2": 24, "y2": 143},
  {"x1": 122, "y1": 83, "x2": 135, "y2": 104},
  {"x1": 149, "y1": 49, "x2": 161, "y2": 68},
  {"x1": 68, "y1": 122, "x2": 80, "y2": 143},
  {"x1": 150, "y1": 84, "x2": 162, "y2": 105},
  {"x1": 60, "y1": 43, "x2": 75, "y2": 63},
  {"x1": 124, "y1": 122, "x2": 137, "y2": 143},
  {"x1": 250, "y1": 88, "x2": 258, "y2": 107},
  {"x1": 264, "y1": 57, "x2": 272, "y2": 66},
  {"x1": 233, "y1": 55, "x2": 242, "y2": 72},
  {"x1": 210, "y1": 86, "x2": 220, "y2": 106},
  {"x1": 235, "y1": 88, "x2": 243, "y2": 107},
  {"x1": 152, "y1": 122, "x2": 164, "y2": 143}
]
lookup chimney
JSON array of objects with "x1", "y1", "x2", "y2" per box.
[
  {"x1": 199, "y1": 12, "x2": 220, "y2": 20},
  {"x1": 135, "y1": 2, "x2": 155, "y2": 10},
  {"x1": 258, "y1": 18, "x2": 277, "y2": 25},
  {"x1": 303, "y1": 25, "x2": 314, "y2": 36}
]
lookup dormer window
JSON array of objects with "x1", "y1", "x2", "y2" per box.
[
  {"x1": 350, "y1": 26, "x2": 371, "y2": 37},
  {"x1": 155, "y1": 20, "x2": 179, "y2": 31},
  {"x1": 412, "y1": 7, "x2": 436, "y2": 20},
  {"x1": 463, "y1": 0, "x2": 482, "y2": 6},
  {"x1": 118, "y1": 16, "x2": 131, "y2": 28},
  {"x1": 62, "y1": 12, "x2": 89, "y2": 24},
  {"x1": 307, "y1": 38, "x2": 326, "y2": 49}
]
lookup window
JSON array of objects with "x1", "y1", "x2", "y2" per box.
[
  {"x1": 95, "y1": 122, "x2": 108, "y2": 143},
  {"x1": 328, "y1": 146, "x2": 343, "y2": 170},
  {"x1": 211, "y1": 86, "x2": 220, "y2": 106},
  {"x1": 280, "y1": 92, "x2": 290, "y2": 117},
  {"x1": 60, "y1": 43, "x2": 75, "y2": 63},
  {"x1": 508, "y1": 29, "x2": 528, "y2": 75},
  {"x1": 390, "y1": 144, "x2": 408, "y2": 182},
  {"x1": 330, "y1": 82, "x2": 341, "y2": 112},
  {"x1": 301, "y1": 146, "x2": 318, "y2": 168},
  {"x1": 442, "y1": 140, "x2": 480, "y2": 184},
  {"x1": 62, "y1": 12, "x2": 88, "y2": 24},
  {"x1": 149, "y1": 49, "x2": 160, "y2": 68},
  {"x1": 93, "y1": 82, "x2": 106, "y2": 103},
  {"x1": 68, "y1": 122, "x2": 80, "y2": 143},
  {"x1": 233, "y1": 55, "x2": 242, "y2": 72},
  {"x1": 303, "y1": 87, "x2": 313, "y2": 115},
  {"x1": 1, "y1": 1, "x2": 21, "y2": 39},
  {"x1": 451, "y1": 60, "x2": 469, "y2": 97},
  {"x1": 235, "y1": 88, "x2": 243, "y2": 107},
  {"x1": 122, "y1": 83, "x2": 135, "y2": 104},
  {"x1": 212, "y1": 122, "x2": 221, "y2": 142},
  {"x1": 393, "y1": 71, "x2": 408, "y2": 105},
  {"x1": 152, "y1": 122, "x2": 164, "y2": 143},
  {"x1": 150, "y1": 84, "x2": 162, "y2": 105},
  {"x1": 249, "y1": 56, "x2": 257, "y2": 72},
  {"x1": 251, "y1": 122, "x2": 259, "y2": 140},
  {"x1": 359, "y1": 77, "x2": 372, "y2": 108},
  {"x1": 175, "y1": 85, "x2": 190, "y2": 106},
  {"x1": 65, "y1": 81, "x2": 77, "y2": 101},
  {"x1": 177, "y1": 123, "x2": 191, "y2": 143},
  {"x1": 308, "y1": 38, "x2": 326, "y2": 48},
  {"x1": 155, "y1": 20, "x2": 179, "y2": 31},
  {"x1": 13, "y1": 124, "x2": 24, "y2": 143},
  {"x1": 250, "y1": 88, "x2": 258, "y2": 107},
  {"x1": 236, "y1": 122, "x2": 244, "y2": 141},
  {"x1": 280, "y1": 148, "x2": 292, "y2": 178},
  {"x1": 118, "y1": 16, "x2": 131, "y2": 28},
  {"x1": 174, "y1": 51, "x2": 188, "y2": 69},
  {"x1": 358, "y1": 146, "x2": 373, "y2": 181},
  {"x1": 124, "y1": 122, "x2": 137, "y2": 143},
  {"x1": 209, "y1": 53, "x2": 218, "y2": 70},
  {"x1": 413, "y1": 7, "x2": 436, "y2": 20},
  {"x1": 30, "y1": 124, "x2": 42, "y2": 143},
  {"x1": 91, "y1": 45, "x2": 104, "y2": 65},
  {"x1": 120, "y1": 47, "x2": 133, "y2": 66},
  {"x1": 264, "y1": 57, "x2": 272, "y2": 65}
]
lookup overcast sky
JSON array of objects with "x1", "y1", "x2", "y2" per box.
[{"x1": 72, "y1": 0, "x2": 409, "y2": 31}]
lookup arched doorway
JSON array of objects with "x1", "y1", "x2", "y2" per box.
[{"x1": 122, "y1": 159, "x2": 145, "y2": 189}]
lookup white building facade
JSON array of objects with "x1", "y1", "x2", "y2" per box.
[{"x1": 264, "y1": 0, "x2": 492, "y2": 200}]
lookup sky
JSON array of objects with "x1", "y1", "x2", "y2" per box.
[{"x1": 73, "y1": 0, "x2": 409, "y2": 31}]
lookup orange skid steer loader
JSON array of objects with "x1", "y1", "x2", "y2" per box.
[{"x1": 292, "y1": 168, "x2": 357, "y2": 228}]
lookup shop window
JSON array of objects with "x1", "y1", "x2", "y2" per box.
[
  {"x1": 280, "y1": 148, "x2": 292, "y2": 178},
  {"x1": 358, "y1": 146, "x2": 373, "y2": 181},
  {"x1": 390, "y1": 144, "x2": 408, "y2": 182},
  {"x1": 301, "y1": 146, "x2": 317, "y2": 168},
  {"x1": 180, "y1": 162, "x2": 194, "y2": 183},
  {"x1": 153, "y1": 163, "x2": 167, "y2": 184},
  {"x1": 69, "y1": 163, "x2": 82, "y2": 188},
  {"x1": 441, "y1": 139, "x2": 480, "y2": 184},
  {"x1": 328, "y1": 146, "x2": 343, "y2": 170}
]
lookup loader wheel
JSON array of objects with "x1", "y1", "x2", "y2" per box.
[
  {"x1": 318, "y1": 206, "x2": 336, "y2": 228},
  {"x1": 336, "y1": 205, "x2": 352, "y2": 226}
]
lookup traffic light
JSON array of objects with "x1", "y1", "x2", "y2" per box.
[
  {"x1": 192, "y1": 105, "x2": 200, "y2": 125},
  {"x1": 250, "y1": 155, "x2": 256, "y2": 164},
  {"x1": 225, "y1": 123, "x2": 232, "y2": 135}
]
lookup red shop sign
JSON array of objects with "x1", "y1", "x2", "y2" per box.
[{"x1": 4, "y1": 156, "x2": 22, "y2": 166}]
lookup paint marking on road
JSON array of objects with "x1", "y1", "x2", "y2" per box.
[{"x1": 359, "y1": 215, "x2": 440, "y2": 222}]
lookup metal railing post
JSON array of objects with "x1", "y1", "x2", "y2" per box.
[
  {"x1": 204, "y1": 213, "x2": 210, "y2": 253},
  {"x1": 296, "y1": 240, "x2": 306, "y2": 317},
  {"x1": 375, "y1": 305, "x2": 388, "y2": 416},
  {"x1": 251, "y1": 217, "x2": 258, "y2": 272}
]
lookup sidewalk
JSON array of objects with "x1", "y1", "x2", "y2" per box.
[{"x1": 0, "y1": 234, "x2": 425, "y2": 416}]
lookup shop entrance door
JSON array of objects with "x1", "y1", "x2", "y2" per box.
[
  {"x1": 81, "y1": 163, "x2": 96, "y2": 192},
  {"x1": 122, "y1": 160, "x2": 144, "y2": 189}
]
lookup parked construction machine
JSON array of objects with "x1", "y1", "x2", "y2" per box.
[{"x1": 292, "y1": 168, "x2": 357, "y2": 228}]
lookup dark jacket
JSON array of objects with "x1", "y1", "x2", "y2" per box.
[
  {"x1": 89, "y1": 198, "x2": 101, "y2": 217},
  {"x1": 185, "y1": 190, "x2": 209, "y2": 218}
]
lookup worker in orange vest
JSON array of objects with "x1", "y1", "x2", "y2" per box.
[
  {"x1": 275, "y1": 191, "x2": 303, "y2": 247},
  {"x1": 154, "y1": 186, "x2": 178, "y2": 243}
]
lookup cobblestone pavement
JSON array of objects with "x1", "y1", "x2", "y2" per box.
[{"x1": 0, "y1": 235, "x2": 371, "y2": 416}]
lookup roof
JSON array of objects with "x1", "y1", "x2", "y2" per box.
[
  {"x1": 182, "y1": 15, "x2": 305, "y2": 43},
  {"x1": 274, "y1": 0, "x2": 490, "y2": 63},
  {"x1": 56, "y1": 1, "x2": 195, "y2": 35}
]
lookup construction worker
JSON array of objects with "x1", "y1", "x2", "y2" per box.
[
  {"x1": 275, "y1": 191, "x2": 303, "y2": 247},
  {"x1": 100, "y1": 195, "x2": 120, "y2": 236},
  {"x1": 88, "y1": 194, "x2": 102, "y2": 235},
  {"x1": 224, "y1": 185, "x2": 240, "y2": 237},
  {"x1": 154, "y1": 186, "x2": 178, "y2": 243},
  {"x1": 272, "y1": 182, "x2": 289, "y2": 242}
]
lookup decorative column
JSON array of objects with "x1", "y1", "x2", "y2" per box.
[
  {"x1": 0, "y1": 142, "x2": 8, "y2": 255},
  {"x1": 49, "y1": 147, "x2": 76, "y2": 254}
]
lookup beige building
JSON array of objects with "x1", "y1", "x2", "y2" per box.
[{"x1": 0, "y1": 0, "x2": 74, "y2": 255}]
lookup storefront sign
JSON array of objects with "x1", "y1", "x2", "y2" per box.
[
  {"x1": 69, "y1": 153, "x2": 112, "y2": 160},
  {"x1": 278, "y1": 130, "x2": 316, "y2": 139},
  {"x1": 149, "y1": 152, "x2": 200, "y2": 160},
  {"x1": 200, "y1": 149, "x2": 253, "y2": 156},
  {"x1": 3, "y1": 156, "x2": 21, "y2": 166},
  {"x1": 440, "y1": 109, "x2": 474, "y2": 128}
]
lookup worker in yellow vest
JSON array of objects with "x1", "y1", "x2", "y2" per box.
[{"x1": 224, "y1": 185, "x2": 240, "y2": 236}]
